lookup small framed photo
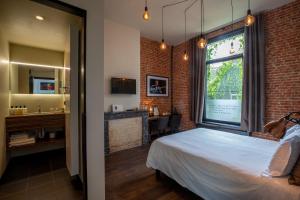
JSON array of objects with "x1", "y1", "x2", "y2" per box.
[{"x1": 147, "y1": 75, "x2": 168, "y2": 97}]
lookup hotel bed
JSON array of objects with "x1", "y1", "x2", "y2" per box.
[{"x1": 146, "y1": 128, "x2": 300, "y2": 200}]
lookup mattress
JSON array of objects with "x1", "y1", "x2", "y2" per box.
[{"x1": 146, "y1": 128, "x2": 300, "y2": 200}]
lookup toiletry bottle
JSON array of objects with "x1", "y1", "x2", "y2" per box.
[
  {"x1": 11, "y1": 106, "x2": 15, "y2": 115},
  {"x1": 17, "y1": 106, "x2": 22, "y2": 115},
  {"x1": 21, "y1": 106, "x2": 24, "y2": 114},
  {"x1": 23, "y1": 105, "x2": 28, "y2": 114}
]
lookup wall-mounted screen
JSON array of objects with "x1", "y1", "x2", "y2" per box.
[
  {"x1": 111, "y1": 78, "x2": 136, "y2": 94},
  {"x1": 32, "y1": 78, "x2": 55, "y2": 94}
]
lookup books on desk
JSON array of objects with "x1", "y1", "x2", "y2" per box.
[{"x1": 9, "y1": 133, "x2": 36, "y2": 147}]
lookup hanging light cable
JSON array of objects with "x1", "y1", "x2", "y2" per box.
[
  {"x1": 197, "y1": 0, "x2": 207, "y2": 49},
  {"x1": 245, "y1": 0, "x2": 255, "y2": 26},
  {"x1": 182, "y1": 0, "x2": 198, "y2": 60},
  {"x1": 160, "y1": 0, "x2": 189, "y2": 51},
  {"x1": 229, "y1": 0, "x2": 235, "y2": 54},
  {"x1": 160, "y1": 7, "x2": 167, "y2": 50},
  {"x1": 143, "y1": 0, "x2": 150, "y2": 21},
  {"x1": 183, "y1": 10, "x2": 189, "y2": 61}
]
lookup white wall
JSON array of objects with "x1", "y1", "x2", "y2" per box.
[
  {"x1": 60, "y1": 1, "x2": 104, "y2": 199},
  {"x1": 0, "y1": 30, "x2": 9, "y2": 176},
  {"x1": 9, "y1": 44, "x2": 64, "y2": 66},
  {"x1": 67, "y1": 24, "x2": 80, "y2": 177},
  {"x1": 104, "y1": 19, "x2": 140, "y2": 112}
]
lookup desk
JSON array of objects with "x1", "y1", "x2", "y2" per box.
[
  {"x1": 148, "y1": 115, "x2": 170, "y2": 142},
  {"x1": 148, "y1": 115, "x2": 170, "y2": 121},
  {"x1": 149, "y1": 114, "x2": 182, "y2": 139}
]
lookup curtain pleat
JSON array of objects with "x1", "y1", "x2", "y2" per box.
[
  {"x1": 190, "y1": 37, "x2": 206, "y2": 124},
  {"x1": 241, "y1": 14, "x2": 265, "y2": 132}
]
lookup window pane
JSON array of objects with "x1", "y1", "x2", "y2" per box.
[
  {"x1": 206, "y1": 34, "x2": 244, "y2": 61},
  {"x1": 205, "y1": 58, "x2": 243, "y2": 123}
]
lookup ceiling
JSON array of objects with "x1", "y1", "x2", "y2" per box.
[
  {"x1": 0, "y1": 0, "x2": 82, "y2": 52},
  {"x1": 105, "y1": 0, "x2": 294, "y2": 45}
]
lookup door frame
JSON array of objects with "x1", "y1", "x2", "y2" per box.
[{"x1": 31, "y1": 0, "x2": 87, "y2": 199}]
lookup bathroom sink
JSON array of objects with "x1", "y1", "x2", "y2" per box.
[
  {"x1": 29, "y1": 111, "x2": 64, "y2": 115},
  {"x1": 28, "y1": 112, "x2": 53, "y2": 115}
]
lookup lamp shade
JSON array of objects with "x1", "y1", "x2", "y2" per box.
[
  {"x1": 160, "y1": 39, "x2": 167, "y2": 50},
  {"x1": 229, "y1": 41, "x2": 235, "y2": 54},
  {"x1": 245, "y1": 9, "x2": 255, "y2": 26},
  {"x1": 143, "y1": 7, "x2": 150, "y2": 21},
  {"x1": 197, "y1": 36, "x2": 207, "y2": 49},
  {"x1": 183, "y1": 51, "x2": 189, "y2": 61}
]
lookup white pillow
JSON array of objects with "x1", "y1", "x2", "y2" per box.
[
  {"x1": 264, "y1": 129, "x2": 300, "y2": 177},
  {"x1": 284, "y1": 124, "x2": 300, "y2": 138}
]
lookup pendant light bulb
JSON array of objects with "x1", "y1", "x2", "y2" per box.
[
  {"x1": 183, "y1": 50, "x2": 189, "y2": 61},
  {"x1": 230, "y1": 41, "x2": 235, "y2": 54},
  {"x1": 245, "y1": 9, "x2": 255, "y2": 26},
  {"x1": 160, "y1": 39, "x2": 167, "y2": 50},
  {"x1": 197, "y1": 35, "x2": 207, "y2": 49},
  {"x1": 143, "y1": 6, "x2": 150, "y2": 21},
  {"x1": 198, "y1": 0, "x2": 207, "y2": 49},
  {"x1": 245, "y1": 0, "x2": 255, "y2": 26}
]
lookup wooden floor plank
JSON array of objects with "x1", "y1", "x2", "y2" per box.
[{"x1": 105, "y1": 145, "x2": 203, "y2": 200}]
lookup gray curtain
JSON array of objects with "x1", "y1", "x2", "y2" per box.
[
  {"x1": 241, "y1": 14, "x2": 265, "y2": 132},
  {"x1": 190, "y1": 37, "x2": 206, "y2": 124}
]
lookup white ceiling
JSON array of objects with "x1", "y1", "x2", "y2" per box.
[
  {"x1": 0, "y1": 0, "x2": 81, "y2": 52},
  {"x1": 105, "y1": 0, "x2": 294, "y2": 45}
]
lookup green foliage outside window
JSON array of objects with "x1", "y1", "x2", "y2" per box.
[{"x1": 206, "y1": 34, "x2": 245, "y2": 100}]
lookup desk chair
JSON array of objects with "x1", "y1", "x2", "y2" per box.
[{"x1": 149, "y1": 116, "x2": 169, "y2": 142}]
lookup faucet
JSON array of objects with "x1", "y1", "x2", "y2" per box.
[{"x1": 38, "y1": 105, "x2": 41, "y2": 113}]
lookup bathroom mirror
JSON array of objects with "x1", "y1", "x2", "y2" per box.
[{"x1": 10, "y1": 64, "x2": 69, "y2": 94}]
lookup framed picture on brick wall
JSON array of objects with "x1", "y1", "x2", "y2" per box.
[{"x1": 147, "y1": 75, "x2": 168, "y2": 97}]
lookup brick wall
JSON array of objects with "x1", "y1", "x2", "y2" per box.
[
  {"x1": 172, "y1": 0, "x2": 300, "y2": 134},
  {"x1": 264, "y1": 0, "x2": 300, "y2": 123},
  {"x1": 172, "y1": 42, "x2": 196, "y2": 130},
  {"x1": 140, "y1": 0, "x2": 300, "y2": 134},
  {"x1": 140, "y1": 37, "x2": 172, "y2": 114}
]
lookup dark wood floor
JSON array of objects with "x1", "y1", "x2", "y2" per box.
[
  {"x1": 105, "y1": 145, "x2": 203, "y2": 200},
  {"x1": 0, "y1": 149, "x2": 82, "y2": 200}
]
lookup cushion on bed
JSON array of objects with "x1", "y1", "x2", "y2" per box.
[
  {"x1": 264, "y1": 118, "x2": 288, "y2": 139},
  {"x1": 285, "y1": 125, "x2": 300, "y2": 139},
  {"x1": 264, "y1": 129, "x2": 300, "y2": 177}
]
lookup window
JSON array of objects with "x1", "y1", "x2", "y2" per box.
[{"x1": 204, "y1": 29, "x2": 245, "y2": 125}]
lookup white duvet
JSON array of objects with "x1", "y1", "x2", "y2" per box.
[{"x1": 146, "y1": 128, "x2": 300, "y2": 200}]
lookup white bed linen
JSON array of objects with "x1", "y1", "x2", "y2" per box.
[{"x1": 146, "y1": 128, "x2": 300, "y2": 200}]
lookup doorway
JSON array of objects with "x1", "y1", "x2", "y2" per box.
[{"x1": 0, "y1": 0, "x2": 86, "y2": 199}]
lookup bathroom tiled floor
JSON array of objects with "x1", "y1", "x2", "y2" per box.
[{"x1": 0, "y1": 149, "x2": 83, "y2": 200}]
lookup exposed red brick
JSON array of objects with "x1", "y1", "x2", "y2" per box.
[
  {"x1": 172, "y1": 42, "x2": 196, "y2": 130},
  {"x1": 140, "y1": 0, "x2": 300, "y2": 136},
  {"x1": 264, "y1": 0, "x2": 300, "y2": 123},
  {"x1": 140, "y1": 37, "x2": 172, "y2": 114}
]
